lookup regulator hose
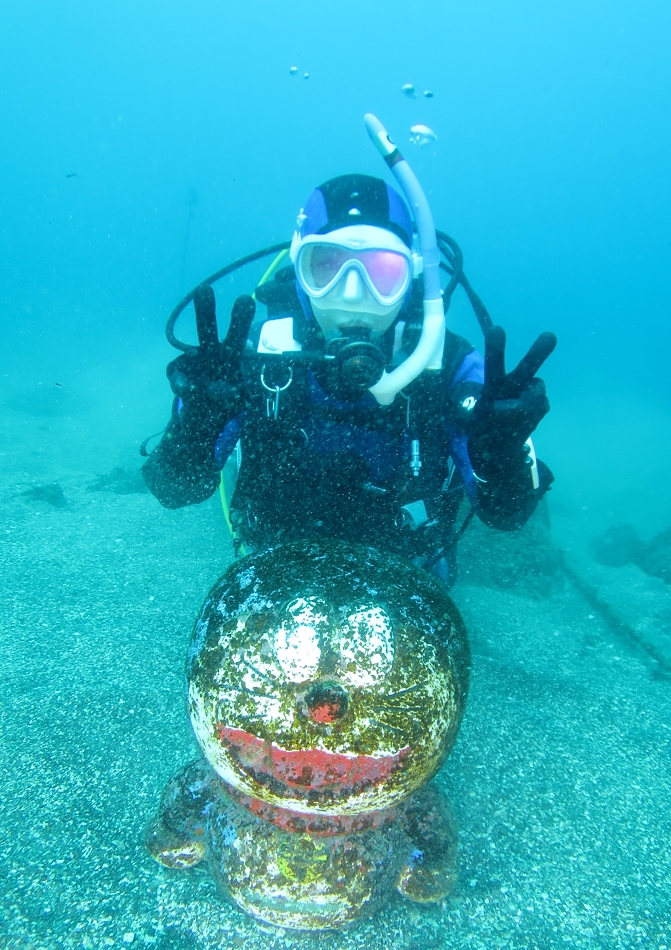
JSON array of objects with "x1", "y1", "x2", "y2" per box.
[{"x1": 166, "y1": 242, "x2": 290, "y2": 352}]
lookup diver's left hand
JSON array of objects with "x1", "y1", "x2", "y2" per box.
[{"x1": 468, "y1": 325, "x2": 557, "y2": 475}]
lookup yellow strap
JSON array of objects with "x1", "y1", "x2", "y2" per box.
[
  {"x1": 252, "y1": 248, "x2": 290, "y2": 300},
  {"x1": 219, "y1": 470, "x2": 247, "y2": 558}
]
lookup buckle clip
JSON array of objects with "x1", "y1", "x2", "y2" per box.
[{"x1": 260, "y1": 364, "x2": 293, "y2": 420}]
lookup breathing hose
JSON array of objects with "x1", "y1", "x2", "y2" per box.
[
  {"x1": 165, "y1": 242, "x2": 290, "y2": 352},
  {"x1": 364, "y1": 113, "x2": 446, "y2": 405}
]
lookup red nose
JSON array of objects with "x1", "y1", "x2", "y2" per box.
[{"x1": 305, "y1": 682, "x2": 349, "y2": 724}]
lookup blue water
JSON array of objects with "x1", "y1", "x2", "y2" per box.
[{"x1": 1, "y1": 2, "x2": 670, "y2": 947}]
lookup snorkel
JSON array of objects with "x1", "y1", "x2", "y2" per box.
[{"x1": 364, "y1": 114, "x2": 445, "y2": 405}]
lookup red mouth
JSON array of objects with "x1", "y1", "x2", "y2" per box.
[{"x1": 216, "y1": 724, "x2": 410, "y2": 797}]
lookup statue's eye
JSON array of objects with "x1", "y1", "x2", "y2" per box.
[
  {"x1": 335, "y1": 606, "x2": 394, "y2": 688},
  {"x1": 273, "y1": 597, "x2": 329, "y2": 682}
]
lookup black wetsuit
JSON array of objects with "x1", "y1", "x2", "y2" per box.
[{"x1": 143, "y1": 276, "x2": 553, "y2": 587}]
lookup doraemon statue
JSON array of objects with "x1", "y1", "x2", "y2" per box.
[{"x1": 146, "y1": 540, "x2": 470, "y2": 931}]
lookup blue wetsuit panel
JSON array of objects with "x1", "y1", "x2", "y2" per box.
[
  {"x1": 212, "y1": 345, "x2": 484, "y2": 496},
  {"x1": 301, "y1": 417, "x2": 408, "y2": 485}
]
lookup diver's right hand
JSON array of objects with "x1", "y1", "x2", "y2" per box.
[
  {"x1": 143, "y1": 294, "x2": 256, "y2": 508},
  {"x1": 166, "y1": 294, "x2": 256, "y2": 414}
]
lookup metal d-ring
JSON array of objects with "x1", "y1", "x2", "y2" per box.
[{"x1": 260, "y1": 364, "x2": 293, "y2": 420}]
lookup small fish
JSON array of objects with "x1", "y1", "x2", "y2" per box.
[
  {"x1": 409, "y1": 124, "x2": 437, "y2": 146},
  {"x1": 423, "y1": 90, "x2": 434, "y2": 98},
  {"x1": 289, "y1": 65, "x2": 298, "y2": 75},
  {"x1": 66, "y1": 172, "x2": 77, "y2": 178},
  {"x1": 401, "y1": 83, "x2": 416, "y2": 98}
]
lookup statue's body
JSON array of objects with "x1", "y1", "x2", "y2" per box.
[{"x1": 147, "y1": 541, "x2": 470, "y2": 931}]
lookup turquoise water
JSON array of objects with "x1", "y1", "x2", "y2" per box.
[{"x1": 2, "y1": 2, "x2": 671, "y2": 947}]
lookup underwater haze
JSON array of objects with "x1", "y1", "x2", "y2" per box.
[{"x1": 1, "y1": 1, "x2": 670, "y2": 948}]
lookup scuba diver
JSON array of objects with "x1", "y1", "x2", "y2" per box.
[{"x1": 142, "y1": 115, "x2": 556, "y2": 588}]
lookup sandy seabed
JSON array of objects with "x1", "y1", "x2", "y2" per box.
[{"x1": 1, "y1": 397, "x2": 670, "y2": 950}]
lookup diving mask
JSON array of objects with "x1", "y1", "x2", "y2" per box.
[{"x1": 292, "y1": 225, "x2": 415, "y2": 308}]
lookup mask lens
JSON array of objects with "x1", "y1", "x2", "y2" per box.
[
  {"x1": 358, "y1": 249, "x2": 408, "y2": 297},
  {"x1": 306, "y1": 245, "x2": 352, "y2": 288},
  {"x1": 300, "y1": 244, "x2": 409, "y2": 301}
]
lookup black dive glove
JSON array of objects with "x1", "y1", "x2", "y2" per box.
[
  {"x1": 167, "y1": 288, "x2": 255, "y2": 414},
  {"x1": 468, "y1": 324, "x2": 556, "y2": 486},
  {"x1": 142, "y1": 289, "x2": 256, "y2": 508}
]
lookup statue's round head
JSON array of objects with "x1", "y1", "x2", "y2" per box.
[{"x1": 187, "y1": 541, "x2": 470, "y2": 816}]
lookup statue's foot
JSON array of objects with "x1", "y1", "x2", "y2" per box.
[
  {"x1": 145, "y1": 759, "x2": 215, "y2": 870},
  {"x1": 397, "y1": 783, "x2": 458, "y2": 903},
  {"x1": 145, "y1": 816, "x2": 206, "y2": 869}
]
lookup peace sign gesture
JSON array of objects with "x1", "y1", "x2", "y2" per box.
[
  {"x1": 482, "y1": 325, "x2": 557, "y2": 403},
  {"x1": 469, "y1": 325, "x2": 557, "y2": 475}
]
